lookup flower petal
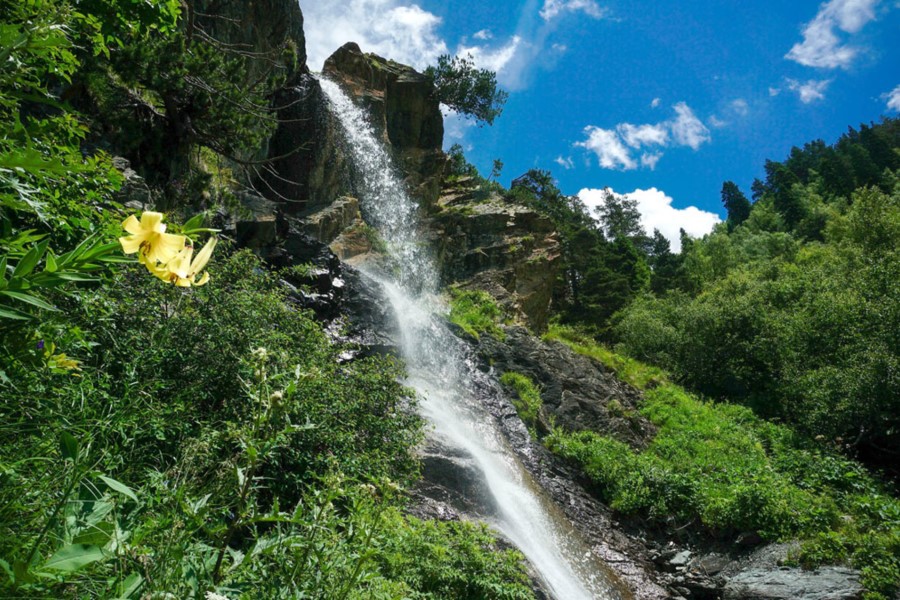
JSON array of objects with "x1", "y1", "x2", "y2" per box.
[
  {"x1": 122, "y1": 215, "x2": 142, "y2": 235},
  {"x1": 189, "y1": 237, "x2": 217, "y2": 275},
  {"x1": 193, "y1": 271, "x2": 210, "y2": 286},
  {"x1": 118, "y1": 235, "x2": 142, "y2": 254},
  {"x1": 146, "y1": 233, "x2": 187, "y2": 265},
  {"x1": 140, "y1": 211, "x2": 165, "y2": 233}
]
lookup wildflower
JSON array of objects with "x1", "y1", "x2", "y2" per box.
[
  {"x1": 119, "y1": 211, "x2": 186, "y2": 266},
  {"x1": 149, "y1": 237, "x2": 217, "y2": 287},
  {"x1": 205, "y1": 593, "x2": 231, "y2": 600}
]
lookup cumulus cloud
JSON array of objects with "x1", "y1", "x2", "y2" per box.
[
  {"x1": 640, "y1": 152, "x2": 662, "y2": 170},
  {"x1": 576, "y1": 127, "x2": 636, "y2": 170},
  {"x1": 669, "y1": 103, "x2": 711, "y2": 150},
  {"x1": 473, "y1": 29, "x2": 493, "y2": 40},
  {"x1": 618, "y1": 123, "x2": 669, "y2": 148},
  {"x1": 301, "y1": 0, "x2": 448, "y2": 70},
  {"x1": 769, "y1": 87, "x2": 782, "y2": 97},
  {"x1": 540, "y1": 0, "x2": 608, "y2": 21},
  {"x1": 787, "y1": 78, "x2": 832, "y2": 103},
  {"x1": 555, "y1": 156, "x2": 575, "y2": 169},
  {"x1": 650, "y1": 97, "x2": 661, "y2": 108},
  {"x1": 576, "y1": 103, "x2": 711, "y2": 171},
  {"x1": 884, "y1": 84, "x2": 900, "y2": 111},
  {"x1": 785, "y1": 0, "x2": 879, "y2": 69},
  {"x1": 578, "y1": 187, "x2": 721, "y2": 252}
]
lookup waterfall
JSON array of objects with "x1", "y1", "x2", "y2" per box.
[{"x1": 318, "y1": 76, "x2": 620, "y2": 600}]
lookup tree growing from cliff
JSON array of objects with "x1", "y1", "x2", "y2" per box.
[{"x1": 425, "y1": 54, "x2": 508, "y2": 126}]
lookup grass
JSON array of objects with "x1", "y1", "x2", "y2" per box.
[
  {"x1": 542, "y1": 323, "x2": 666, "y2": 389},
  {"x1": 448, "y1": 288, "x2": 506, "y2": 340},
  {"x1": 499, "y1": 372, "x2": 543, "y2": 432},
  {"x1": 541, "y1": 328, "x2": 900, "y2": 599}
]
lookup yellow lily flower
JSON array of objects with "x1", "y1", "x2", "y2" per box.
[
  {"x1": 119, "y1": 211, "x2": 187, "y2": 266},
  {"x1": 149, "y1": 237, "x2": 217, "y2": 287}
]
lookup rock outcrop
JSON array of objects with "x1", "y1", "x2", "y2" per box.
[
  {"x1": 431, "y1": 177, "x2": 561, "y2": 331},
  {"x1": 323, "y1": 42, "x2": 446, "y2": 209}
]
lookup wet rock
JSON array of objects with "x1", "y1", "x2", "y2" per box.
[
  {"x1": 723, "y1": 567, "x2": 863, "y2": 600},
  {"x1": 300, "y1": 196, "x2": 361, "y2": 244},
  {"x1": 670, "y1": 550, "x2": 693, "y2": 569}
]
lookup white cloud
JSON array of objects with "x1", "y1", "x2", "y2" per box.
[
  {"x1": 730, "y1": 98, "x2": 750, "y2": 116},
  {"x1": 640, "y1": 152, "x2": 662, "y2": 170},
  {"x1": 669, "y1": 102, "x2": 711, "y2": 150},
  {"x1": 551, "y1": 43, "x2": 568, "y2": 53},
  {"x1": 301, "y1": 0, "x2": 448, "y2": 70},
  {"x1": 650, "y1": 97, "x2": 661, "y2": 108},
  {"x1": 787, "y1": 78, "x2": 832, "y2": 103},
  {"x1": 457, "y1": 35, "x2": 523, "y2": 75},
  {"x1": 576, "y1": 102, "x2": 711, "y2": 171},
  {"x1": 473, "y1": 29, "x2": 493, "y2": 40},
  {"x1": 555, "y1": 156, "x2": 575, "y2": 169},
  {"x1": 575, "y1": 127, "x2": 637, "y2": 170},
  {"x1": 708, "y1": 115, "x2": 728, "y2": 128},
  {"x1": 617, "y1": 123, "x2": 669, "y2": 148},
  {"x1": 578, "y1": 187, "x2": 721, "y2": 252},
  {"x1": 540, "y1": 0, "x2": 608, "y2": 21},
  {"x1": 884, "y1": 84, "x2": 900, "y2": 111},
  {"x1": 785, "y1": 0, "x2": 880, "y2": 69},
  {"x1": 769, "y1": 87, "x2": 782, "y2": 97}
]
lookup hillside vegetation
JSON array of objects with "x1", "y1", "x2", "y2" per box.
[{"x1": 0, "y1": 2, "x2": 535, "y2": 598}]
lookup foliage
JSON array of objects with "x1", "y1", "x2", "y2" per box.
[
  {"x1": 500, "y1": 372, "x2": 544, "y2": 433},
  {"x1": 542, "y1": 323, "x2": 666, "y2": 390},
  {"x1": 615, "y1": 183, "x2": 900, "y2": 470},
  {"x1": 545, "y1": 350, "x2": 900, "y2": 598},
  {"x1": 448, "y1": 288, "x2": 506, "y2": 340},
  {"x1": 1, "y1": 248, "x2": 535, "y2": 597},
  {"x1": 426, "y1": 54, "x2": 508, "y2": 126},
  {"x1": 721, "y1": 181, "x2": 751, "y2": 230}
]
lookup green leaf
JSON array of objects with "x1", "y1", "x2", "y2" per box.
[
  {"x1": 0, "y1": 290, "x2": 59, "y2": 312},
  {"x1": 59, "y1": 431, "x2": 78, "y2": 461},
  {"x1": 12, "y1": 240, "x2": 48, "y2": 278},
  {"x1": 98, "y1": 475, "x2": 138, "y2": 503},
  {"x1": 41, "y1": 544, "x2": 105, "y2": 572},
  {"x1": 0, "y1": 304, "x2": 32, "y2": 320},
  {"x1": 116, "y1": 573, "x2": 143, "y2": 599},
  {"x1": 181, "y1": 213, "x2": 205, "y2": 232},
  {"x1": 44, "y1": 251, "x2": 57, "y2": 273}
]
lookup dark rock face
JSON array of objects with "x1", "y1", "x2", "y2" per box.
[
  {"x1": 477, "y1": 326, "x2": 656, "y2": 447},
  {"x1": 264, "y1": 74, "x2": 349, "y2": 213},
  {"x1": 323, "y1": 42, "x2": 446, "y2": 209}
]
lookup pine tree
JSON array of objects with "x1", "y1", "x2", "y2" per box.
[{"x1": 721, "y1": 181, "x2": 752, "y2": 230}]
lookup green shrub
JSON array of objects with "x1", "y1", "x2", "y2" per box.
[
  {"x1": 500, "y1": 372, "x2": 543, "y2": 432},
  {"x1": 448, "y1": 289, "x2": 505, "y2": 340}
]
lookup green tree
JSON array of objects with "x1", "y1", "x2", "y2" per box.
[
  {"x1": 425, "y1": 54, "x2": 508, "y2": 126},
  {"x1": 721, "y1": 180, "x2": 751, "y2": 230}
]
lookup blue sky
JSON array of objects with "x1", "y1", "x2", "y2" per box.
[{"x1": 300, "y1": 0, "x2": 899, "y2": 248}]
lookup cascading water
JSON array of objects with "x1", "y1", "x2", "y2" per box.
[{"x1": 319, "y1": 76, "x2": 622, "y2": 600}]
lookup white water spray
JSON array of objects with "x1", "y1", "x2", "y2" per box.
[{"x1": 319, "y1": 76, "x2": 620, "y2": 600}]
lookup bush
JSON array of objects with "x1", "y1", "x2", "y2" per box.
[
  {"x1": 448, "y1": 288, "x2": 505, "y2": 340},
  {"x1": 499, "y1": 372, "x2": 543, "y2": 432}
]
